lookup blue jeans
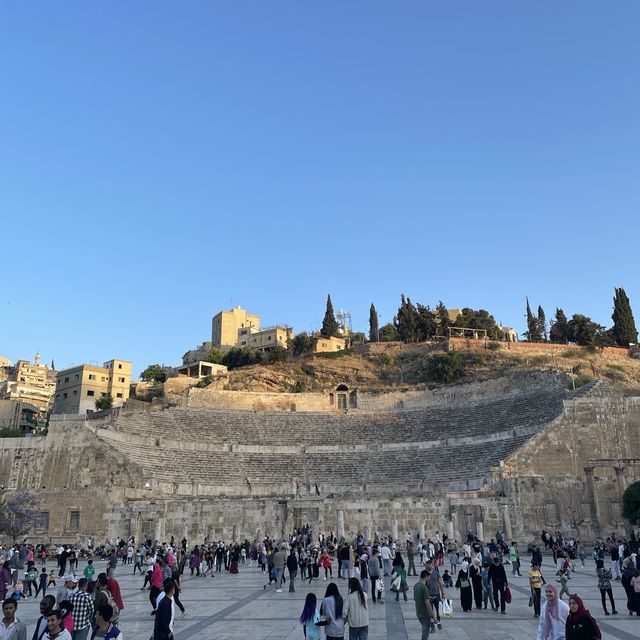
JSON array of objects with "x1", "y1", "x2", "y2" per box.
[
  {"x1": 349, "y1": 626, "x2": 368, "y2": 640},
  {"x1": 383, "y1": 558, "x2": 391, "y2": 575},
  {"x1": 341, "y1": 559, "x2": 350, "y2": 578},
  {"x1": 418, "y1": 618, "x2": 431, "y2": 640}
]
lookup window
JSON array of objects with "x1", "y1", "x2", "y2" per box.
[
  {"x1": 241, "y1": 341, "x2": 247, "y2": 346},
  {"x1": 88, "y1": 374, "x2": 96, "y2": 381},
  {"x1": 101, "y1": 393, "x2": 108, "y2": 397},
  {"x1": 56, "y1": 394, "x2": 60, "y2": 399},
  {"x1": 101, "y1": 377, "x2": 106, "y2": 382},
  {"x1": 64, "y1": 377, "x2": 69, "y2": 383},
  {"x1": 69, "y1": 510, "x2": 80, "y2": 531},
  {"x1": 268, "y1": 336, "x2": 272, "y2": 340},
  {"x1": 87, "y1": 390, "x2": 95, "y2": 397},
  {"x1": 63, "y1": 392, "x2": 68, "y2": 399},
  {"x1": 73, "y1": 390, "x2": 77, "y2": 396},
  {"x1": 75, "y1": 374, "x2": 79, "y2": 380},
  {"x1": 116, "y1": 393, "x2": 123, "y2": 398},
  {"x1": 36, "y1": 511, "x2": 49, "y2": 531},
  {"x1": 118, "y1": 364, "x2": 122, "y2": 369},
  {"x1": 57, "y1": 380, "x2": 61, "y2": 386},
  {"x1": 118, "y1": 377, "x2": 125, "y2": 383}
]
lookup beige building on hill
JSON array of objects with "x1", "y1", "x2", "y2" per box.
[
  {"x1": 315, "y1": 335, "x2": 347, "y2": 353},
  {"x1": 237, "y1": 325, "x2": 292, "y2": 352},
  {"x1": 211, "y1": 306, "x2": 260, "y2": 352},
  {"x1": 53, "y1": 359, "x2": 132, "y2": 415},
  {"x1": 0, "y1": 353, "x2": 56, "y2": 416}
]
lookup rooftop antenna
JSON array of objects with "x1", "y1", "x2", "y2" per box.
[{"x1": 336, "y1": 309, "x2": 352, "y2": 335}]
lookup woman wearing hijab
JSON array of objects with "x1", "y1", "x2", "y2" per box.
[
  {"x1": 470, "y1": 557, "x2": 483, "y2": 610},
  {"x1": 455, "y1": 559, "x2": 473, "y2": 612},
  {"x1": 319, "y1": 582, "x2": 345, "y2": 639},
  {"x1": 535, "y1": 584, "x2": 569, "y2": 640},
  {"x1": 565, "y1": 594, "x2": 602, "y2": 640}
]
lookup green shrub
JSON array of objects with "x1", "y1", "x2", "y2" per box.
[
  {"x1": 487, "y1": 341, "x2": 501, "y2": 351},
  {"x1": 196, "y1": 375, "x2": 214, "y2": 388},
  {"x1": 622, "y1": 481, "x2": 640, "y2": 525},
  {"x1": 425, "y1": 351, "x2": 467, "y2": 384}
]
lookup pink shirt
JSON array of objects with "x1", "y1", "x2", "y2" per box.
[{"x1": 63, "y1": 614, "x2": 74, "y2": 632}]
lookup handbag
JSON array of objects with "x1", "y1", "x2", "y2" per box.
[
  {"x1": 460, "y1": 579, "x2": 470, "y2": 589},
  {"x1": 391, "y1": 575, "x2": 401, "y2": 592},
  {"x1": 528, "y1": 595, "x2": 533, "y2": 607},
  {"x1": 504, "y1": 586, "x2": 512, "y2": 604}
]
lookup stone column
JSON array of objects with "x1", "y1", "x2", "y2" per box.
[
  {"x1": 445, "y1": 521, "x2": 454, "y2": 541},
  {"x1": 391, "y1": 519, "x2": 399, "y2": 541},
  {"x1": 419, "y1": 523, "x2": 426, "y2": 541},
  {"x1": 476, "y1": 521, "x2": 484, "y2": 542},
  {"x1": 584, "y1": 467, "x2": 601, "y2": 536},
  {"x1": 450, "y1": 506, "x2": 460, "y2": 541},
  {"x1": 614, "y1": 466, "x2": 627, "y2": 497},
  {"x1": 336, "y1": 510, "x2": 345, "y2": 541},
  {"x1": 364, "y1": 525, "x2": 371, "y2": 542},
  {"x1": 155, "y1": 515, "x2": 164, "y2": 542},
  {"x1": 502, "y1": 505, "x2": 513, "y2": 541}
]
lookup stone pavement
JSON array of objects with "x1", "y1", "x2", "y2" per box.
[{"x1": 11, "y1": 557, "x2": 640, "y2": 640}]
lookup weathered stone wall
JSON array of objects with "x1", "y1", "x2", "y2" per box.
[{"x1": 1, "y1": 376, "x2": 637, "y2": 545}]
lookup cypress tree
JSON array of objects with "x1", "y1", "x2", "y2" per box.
[
  {"x1": 537, "y1": 305, "x2": 547, "y2": 342},
  {"x1": 436, "y1": 301, "x2": 451, "y2": 338},
  {"x1": 395, "y1": 294, "x2": 419, "y2": 342},
  {"x1": 612, "y1": 287, "x2": 638, "y2": 347},
  {"x1": 321, "y1": 294, "x2": 340, "y2": 338},
  {"x1": 549, "y1": 308, "x2": 570, "y2": 343},
  {"x1": 369, "y1": 303, "x2": 379, "y2": 342},
  {"x1": 525, "y1": 297, "x2": 541, "y2": 342}
]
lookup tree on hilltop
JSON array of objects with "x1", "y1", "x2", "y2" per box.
[
  {"x1": 321, "y1": 295, "x2": 341, "y2": 338},
  {"x1": 206, "y1": 348, "x2": 225, "y2": 364},
  {"x1": 549, "y1": 308, "x2": 570, "y2": 343},
  {"x1": 379, "y1": 323, "x2": 398, "y2": 342},
  {"x1": 140, "y1": 364, "x2": 167, "y2": 383},
  {"x1": 369, "y1": 303, "x2": 379, "y2": 342},
  {"x1": 289, "y1": 332, "x2": 317, "y2": 357},
  {"x1": 435, "y1": 301, "x2": 450, "y2": 337},
  {"x1": 416, "y1": 304, "x2": 437, "y2": 341},
  {"x1": 453, "y1": 308, "x2": 502, "y2": 340},
  {"x1": 537, "y1": 305, "x2": 547, "y2": 342},
  {"x1": 612, "y1": 287, "x2": 638, "y2": 347},
  {"x1": 395, "y1": 295, "x2": 420, "y2": 342},
  {"x1": 567, "y1": 314, "x2": 602, "y2": 346},
  {"x1": 524, "y1": 297, "x2": 542, "y2": 342}
]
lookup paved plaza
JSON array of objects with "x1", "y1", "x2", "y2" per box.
[{"x1": 11, "y1": 556, "x2": 639, "y2": 640}]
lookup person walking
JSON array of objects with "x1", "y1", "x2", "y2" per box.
[
  {"x1": 391, "y1": 557, "x2": 408, "y2": 603},
  {"x1": 343, "y1": 578, "x2": 368, "y2": 640},
  {"x1": 367, "y1": 552, "x2": 381, "y2": 604},
  {"x1": 299, "y1": 593, "x2": 321, "y2": 640},
  {"x1": 413, "y1": 570, "x2": 433, "y2": 640},
  {"x1": 488, "y1": 556, "x2": 508, "y2": 615},
  {"x1": 287, "y1": 548, "x2": 298, "y2": 593},
  {"x1": 455, "y1": 560, "x2": 473, "y2": 612},
  {"x1": 595, "y1": 558, "x2": 618, "y2": 615},
  {"x1": 535, "y1": 584, "x2": 568, "y2": 640},
  {"x1": 319, "y1": 582, "x2": 345, "y2": 640},
  {"x1": 470, "y1": 558, "x2": 483, "y2": 610},
  {"x1": 273, "y1": 545, "x2": 287, "y2": 593},
  {"x1": 565, "y1": 594, "x2": 602, "y2": 640},
  {"x1": 529, "y1": 561, "x2": 545, "y2": 617}
]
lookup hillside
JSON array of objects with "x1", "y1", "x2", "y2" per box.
[{"x1": 196, "y1": 341, "x2": 640, "y2": 394}]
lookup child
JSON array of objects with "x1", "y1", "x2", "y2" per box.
[
  {"x1": 480, "y1": 561, "x2": 496, "y2": 610},
  {"x1": 442, "y1": 569, "x2": 453, "y2": 588},
  {"x1": 376, "y1": 576, "x2": 385, "y2": 602},
  {"x1": 84, "y1": 559, "x2": 95, "y2": 581},
  {"x1": 556, "y1": 569, "x2": 570, "y2": 600},
  {"x1": 12, "y1": 579, "x2": 25, "y2": 600},
  {"x1": 299, "y1": 592, "x2": 321, "y2": 640},
  {"x1": 37, "y1": 567, "x2": 48, "y2": 596},
  {"x1": 47, "y1": 570, "x2": 57, "y2": 588},
  {"x1": 561, "y1": 556, "x2": 571, "y2": 579}
]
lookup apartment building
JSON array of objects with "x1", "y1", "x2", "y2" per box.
[{"x1": 53, "y1": 359, "x2": 132, "y2": 414}]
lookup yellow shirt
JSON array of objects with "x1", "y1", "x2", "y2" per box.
[{"x1": 528, "y1": 569, "x2": 542, "y2": 589}]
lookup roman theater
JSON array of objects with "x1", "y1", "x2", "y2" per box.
[{"x1": 2, "y1": 360, "x2": 638, "y2": 544}]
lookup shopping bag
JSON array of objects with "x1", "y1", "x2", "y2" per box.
[
  {"x1": 442, "y1": 598, "x2": 453, "y2": 617},
  {"x1": 504, "y1": 586, "x2": 512, "y2": 604}
]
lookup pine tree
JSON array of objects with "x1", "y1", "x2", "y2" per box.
[
  {"x1": 369, "y1": 303, "x2": 379, "y2": 342},
  {"x1": 395, "y1": 294, "x2": 419, "y2": 342},
  {"x1": 321, "y1": 294, "x2": 340, "y2": 338},
  {"x1": 612, "y1": 287, "x2": 638, "y2": 347},
  {"x1": 537, "y1": 306, "x2": 547, "y2": 342},
  {"x1": 525, "y1": 297, "x2": 541, "y2": 342},
  {"x1": 435, "y1": 301, "x2": 451, "y2": 338},
  {"x1": 549, "y1": 308, "x2": 570, "y2": 343}
]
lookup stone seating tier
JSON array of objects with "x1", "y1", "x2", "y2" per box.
[{"x1": 113, "y1": 386, "x2": 566, "y2": 447}]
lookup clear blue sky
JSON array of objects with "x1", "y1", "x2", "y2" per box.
[{"x1": 1, "y1": 2, "x2": 638, "y2": 376}]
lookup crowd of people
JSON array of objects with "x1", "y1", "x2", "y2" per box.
[{"x1": 1, "y1": 526, "x2": 639, "y2": 640}]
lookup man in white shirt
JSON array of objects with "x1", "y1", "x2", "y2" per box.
[
  {"x1": 0, "y1": 597, "x2": 27, "y2": 640},
  {"x1": 380, "y1": 544, "x2": 391, "y2": 576}
]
